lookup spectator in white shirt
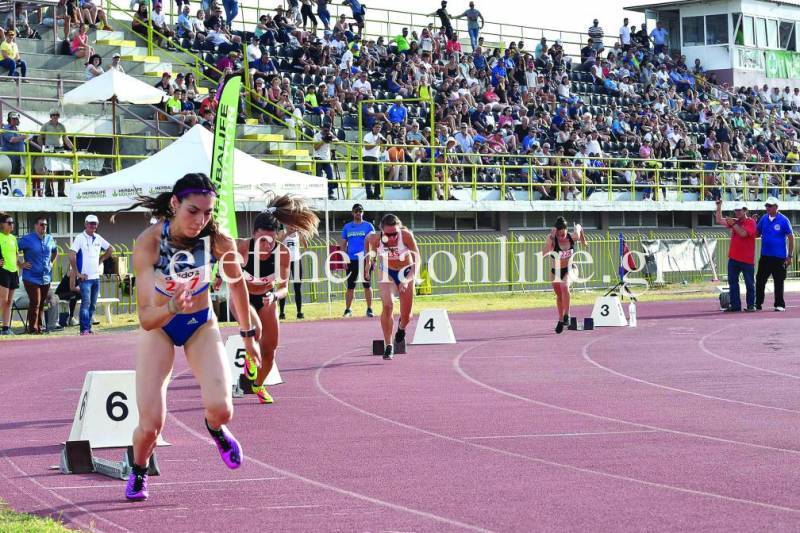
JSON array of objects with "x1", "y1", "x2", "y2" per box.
[
  {"x1": 585, "y1": 130, "x2": 603, "y2": 157},
  {"x1": 339, "y1": 47, "x2": 354, "y2": 71},
  {"x1": 84, "y1": 53, "x2": 103, "y2": 80},
  {"x1": 313, "y1": 124, "x2": 336, "y2": 199},
  {"x1": 362, "y1": 123, "x2": 384, "y2": 199},
  {"x1": 108, "y1": 53, "x2": 125, "y2": 73},
  {"x1": 352, "y1": 71, "x2": 373, "y2": 102},
  {"x1": 151, "y1": 2, "x2": 175, "y2": 47},
  {"x1": 68, "y1": 214, "x2": 113, "y2": 335},
  {"x1": 246, "y1": 37, "x2": 261, "y2": 63},
  {"x1": 619, "y1": 18, "x2": 631, "y2": 49},
  {"x1": 190, "y1": 10, "x2": 207, "y2": 40}
]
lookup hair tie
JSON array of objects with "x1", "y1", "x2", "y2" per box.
[{"x1": 266, "y1": 206, "x2": 277, "y2": 214}]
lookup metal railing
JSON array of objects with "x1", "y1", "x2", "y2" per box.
[
  {"x1": 3, "y1": 127, "x2": 800, "y2": 201},
  {"x1": 36, "y1": 232, "x2": 795, "y2": 317}
]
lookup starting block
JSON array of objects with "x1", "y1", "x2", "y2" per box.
[
  {"x1": 567, "y1": 317, "x2": 595, "y2": 331},
  {"x1": 60, "y1": 441, "x2": 160, "y2": 480},
  {"x1": 372, "y1": 339, "x2": 406, "y2": 355}
]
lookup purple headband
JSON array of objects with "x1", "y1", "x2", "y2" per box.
[{"x1": 176, "y1": 188, "x2": 217, "y2": 198}]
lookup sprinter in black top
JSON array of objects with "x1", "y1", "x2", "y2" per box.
[{"x1": 542, "y1": 216, "x2": 587, "y2": 334}]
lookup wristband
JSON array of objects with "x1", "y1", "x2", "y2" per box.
[{"x1": 240, "y1": 327, "x2": 257, "y2": 338}]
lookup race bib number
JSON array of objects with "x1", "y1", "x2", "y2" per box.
[{"x1": 156, "y1": 266, "x2": 209, "y2": 296}]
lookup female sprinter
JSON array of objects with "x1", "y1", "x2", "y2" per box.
[
  {"x1": 542, "y1": 216, "x2": 587, "y2": 334},
  {"x1": 227, "y1": 197, "x2": 318, "y2": 404},
  {"x1": 120, "y1": 173, "x2": 261, "y2": 501},
  {"x1": 364, "y1": 214, "x2": 419, "y2": 360}
]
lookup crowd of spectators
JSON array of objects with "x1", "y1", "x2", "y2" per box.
[
  {"x1": 5, "y1": 0, "x2": 800, "y2": 201},
  {"x1": 138, "y1": 1, "x2": 799, "y2": 201}
]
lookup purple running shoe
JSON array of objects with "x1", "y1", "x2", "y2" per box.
[
  {"x1": 125, "y1": 471, "x2": 148, "y2": 501},
  {"x1": 210, "y1": 424, "x2": 243, "y2": 469}
]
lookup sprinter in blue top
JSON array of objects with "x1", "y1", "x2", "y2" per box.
[
  {"x1": 339, "y1": 203, "x2": 375, "y2": 317},
  {"x1": 755, "y1": 197, "x2": 795, "y2": 311},
  {"x1": 116, "y1": 173, "x2": 261, "y2": 502}
]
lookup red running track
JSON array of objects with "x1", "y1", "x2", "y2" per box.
[{"x1": 1, "y1": 297, "x2": 800, "y2": 532}]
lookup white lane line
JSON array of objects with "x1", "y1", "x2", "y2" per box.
[
  {"x1": 698, "y1": 326, "x2": 800, "y2": 379},
  {"x1": 166, "y1": 347, "x2": 493, "y2": 533},
  {"x1": 582, "y1": 335, "x2": 800, "y2": 414},
  {"x1": 44, "y1": 476, "x2": 286, "y2": 490},
  {"x1": 315, "y1": 345, "x2": 800, "y2": 515},
  {"x1": 463, "y1": 430, "x2": 659, "y2": 440},
  {"x1": 3, "y1": 453, "x2": 130, "y2": 533},
  {"x1": 456, "y1": 336, "x2": 800, "y2": 457}
]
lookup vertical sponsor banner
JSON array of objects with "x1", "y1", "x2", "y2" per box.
[{"x1": 210, "y1": 75, "x2": 242, "y2": 239}]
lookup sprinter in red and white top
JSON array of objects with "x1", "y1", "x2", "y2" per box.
[
  {"x1": 364, "y1": 214, "x2": 420, "y2": 360},
  {"x1": 542, "y1": 216, "x2": 587, "y2": 334}
]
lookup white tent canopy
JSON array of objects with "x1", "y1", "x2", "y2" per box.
[
  {"x1": 62, "y1": 69, "x2": 166, "y2": 106},
  {"x1": 70, "y1": 125, "x2": 327, "y2": 205}
]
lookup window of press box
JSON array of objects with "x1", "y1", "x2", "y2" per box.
[
  {"x1": 779, "y1": 21, "x2": 795, "y2": 51},
  {"x1": 682, "y1": 16, "x2": 705, "y2": 46},
  {"x1": 705, "y1": 14, "x2": 728, "y2": 45}
]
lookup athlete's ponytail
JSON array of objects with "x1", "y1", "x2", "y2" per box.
[
  {"x1": 253, "y1": 194, "x2": 319, "y2": 239},
  {"x1": 553, "y1": 216, "x2": 568, "y2": 230},
  {"x1": 113, "y1": 173, "x2": 222, "y2": 250}
]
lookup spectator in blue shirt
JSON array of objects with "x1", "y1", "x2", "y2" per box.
[
  {"x1": 386, "y1": 96, "x2": 408, "y2": 125},
  {"x1": 755, "y1": 197, "x2": 795, "y2": 311},
  {"x1": 342, "y1": 0, "x2": 365, "y2": 34},
  {"x1": 603, "y1": 74, "x2": 620, "y2": 97},
  {"x1": 521, "y1": 131, "x2": 538, "y2": 153},
  {"x1": 251, "y1": 51, "x2": 277, "y2": 77},
  {"x1": 1, "y1": 111, "x2": 25, "y2": 176},
  {"x1": 176, "y1": 4, "x2": 193, "y2": 40},
  {"x1": 490, "y1": 62, "x2": 506, "y2": 87},
  {"x1": 18, "y1": 216, "x2": 58, "y2": 334},
  {"x1": 339, "y1": 203, "x2": 374, "y2": 317},
  {"x1": 649, "y1": 21, "x2": 668, "y2": 55},
  {"x1": 551, "y1": 107, "x2": 568, "y2": 129},
  {"x1": 472, "y1": 47, "x2": 487, "y2": 71}
]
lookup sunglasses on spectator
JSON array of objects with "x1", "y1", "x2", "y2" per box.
[{"x1": 3, "y1": 220, "x2": 14, "y2": 225}]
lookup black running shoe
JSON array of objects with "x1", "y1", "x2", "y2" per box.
[
  {"x1": 278, "y1": 312, "x2": 286, "y2": 320},
  {"x1": 562, "y1": 314, "x2": 570, "y2": 325},
  {"x1": 383, "y1": 344, "x2": 394, "y2": 360},
  {"x1": 555, "y1": 321, "x2": 564, "y2": 334},
  {"x1": 296, "y1": 312, "x2": 304, "y2": 319},
  {"x1": 394, "y1": 327, "x2": 405, "y2": 344}
]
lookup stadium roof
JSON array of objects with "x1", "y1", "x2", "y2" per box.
[{"x1": 625, "y1": 0, "x2": 800, "y2": 11}]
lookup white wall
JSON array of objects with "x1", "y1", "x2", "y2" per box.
[{"x1": 682, "y1": 45, "x2": 733, "y2": 70}]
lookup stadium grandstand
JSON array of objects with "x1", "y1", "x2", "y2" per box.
[{"x1": 0, "y1": 0, "x2": 799, "y2": 240}]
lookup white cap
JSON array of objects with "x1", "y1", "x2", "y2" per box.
[
  {"x1": 85, "y1": 214, "x2": 99, "y2": 224},
  {"x1": 765, "y1": 196, "x2": 779, "y2": 207},
  {"x1": 734, "y1": 203, "x2": 748, "y2": 211}
]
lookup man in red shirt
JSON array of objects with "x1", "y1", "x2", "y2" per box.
[{"x1": 716, "y1": 199, "x2": 756, "y2": 312}]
